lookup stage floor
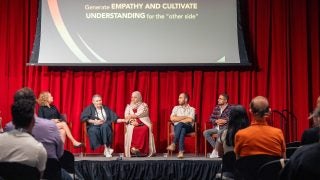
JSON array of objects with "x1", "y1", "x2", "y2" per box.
[
  {"x1": 75, "y1": 154, "x2": 222, "y2": 180},
  {"x1": 75, "y1": 154, "x2": 221, "y2": 161}
]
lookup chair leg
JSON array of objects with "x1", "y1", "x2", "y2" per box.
[
  {"x1": 204, "y1": 138, "x2": 207, "y2": 158},
  {"x1": 195, "y1": 136, "x2": 198, "y2": 156}
]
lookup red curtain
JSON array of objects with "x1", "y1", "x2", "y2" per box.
[{"x1": 0, "y1": 0, "x2": 319, "y2": 153}]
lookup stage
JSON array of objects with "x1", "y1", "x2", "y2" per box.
[{"x1": 75, "y1": 154, "x2": 222, "y2": 180}]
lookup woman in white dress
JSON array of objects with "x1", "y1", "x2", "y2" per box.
[{"x1": 124, "y1": 91, "x2": 156, "y2": 157}]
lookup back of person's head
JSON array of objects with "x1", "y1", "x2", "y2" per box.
[
  {"x1": 11, "y1": 99, "x2": 35, "y2": 129},
  {"x1": 249, "y1": 96, "x2": 270, "y2": 120},
  {"x1": 226, "y1": 105, "x2": 250, "y2": 146},
  {"x1": 14, "y1": 87, "x2": 36, "y2": 105}
]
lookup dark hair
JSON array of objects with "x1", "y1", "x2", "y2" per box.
[
  {"x1": 225, "y1": 105, "x2": 250, "y2": 147},
  {"x1": 220, "y1": 93, "x2": 229, "y2": 101},
  {"x1": 14, "y1": 87, "x2": 36, "y2": 105},
  {"x1": 181, "y1": 92, "x2": 190, "y2": 102},
  {"x1": 250, "y1": 100, "x2": 270, "y2": 118},
  {"x1": 11, "y1": 99, "x2": 35, "y2": 128}
]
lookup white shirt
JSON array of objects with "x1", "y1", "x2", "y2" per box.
[
  {"x1": 0, "y1": 129, "x2": 47, "y2": 172},
  {"x1": 171, "y1": 104, "x2": 195, "y2": 126},
  {"x1": 95, "y1": 108, "x2": 107, "y2": 121}
]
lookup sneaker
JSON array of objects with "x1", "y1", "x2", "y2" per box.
[
  {"x1": 105, "y1": 149, "x2": 112, "y2": 158},
  {"x1": 209, "y1": 149, "x2": 219, "y2": 158},
  {"x1": 166, "y1": 143, "x2": 176, "y2": 151},
  {"x1": 177, "y1": 151, "x2": 184, "y2": 159},
  {"x1": 105, "y1": 152, "x2": 112, "y2": 158}
]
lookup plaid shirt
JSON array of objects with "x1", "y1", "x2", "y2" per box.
[{"x1": 209, "y1": 104, "x2": 232, "y2": 129}]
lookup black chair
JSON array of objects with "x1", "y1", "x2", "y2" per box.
[
  {"x1": 286, "y1": 147, "x2": 298, "y2": 158},
  {"x1": 286, "y1": 141, "x2": 301, "y2": 148},
  {"x1": 257, "y1": 158, "x2": 289, "y2": 180},
  {"x1": 216, "y1": 151, "x2": 236, "y2": 180},
  {"x1": 235, "y1": 155, "x2": 281, "y2": 180},
  {"x1": 0, "y1": 162, "x2": 40, "y2": 180},
  {"x1": 59, "y1": 150, "x2": 75, "y2": 179},
  {"x1": 43, "y1": 158, "x2": 62, "y2": 180}
]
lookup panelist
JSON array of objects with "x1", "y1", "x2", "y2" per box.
[
  {"x1": 167, "y1": 92, "x2": 195, "y2": 158},
  {"x1": 38, "y1": 91, "x2": 83, "y2": 148},
  {"x1": 81, "y1": 94, "x2": 126, "y2": 158},
  {"x1": 203, "y1": 93, "x2": 232, "y2": 158},
  {"x1": 124, "y1": 91, "x2": 156, "y2": 157}
]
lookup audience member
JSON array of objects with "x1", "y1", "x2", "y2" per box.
[
  {"x1": 235, "y1": 96, "x2": 286, "y2": 158},
  {"x1": 0, "y1": 99, "x2": 47, "y2": 174}
]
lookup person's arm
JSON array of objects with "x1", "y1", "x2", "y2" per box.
[
  {"x1": 55, "y1": 106, "x2": 63, "y2": 121},
  {"x1": 216, "y1": 106, "x2": 231, "y2": 125},
  {"x1": 80, "y1": 106, "x2": 96, "y2": 123},
  {"x1": 180, "y1": 117, "x2": 194, "y2": 123},
  {"x1": 37, "y1": 146, "x2": 48, "y2": 178},
  {"x1": 107, "y1": 107, "x2": 119, "y2": 123},
  {"x1": 170, "y1": 115, "x2": 189, "y2": 122},
  {"x1": 38, "y1": 106, "x2": 45, "y2": 118},
  {"x1": 133, "y1": 103, "x2": 149, "y2": 118},
  {"x1": 234, "y1": 132, "x2": 241, "y2": 159},
  {"x1": 280, "y1": 131, "x2": 286, "y2": 159},
  {"x1": 209, "y1": 106, "x2": 220, "y2": 124}
]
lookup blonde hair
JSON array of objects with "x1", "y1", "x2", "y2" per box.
[{"x1": 37, "y1": 91, "x2": 50, "y2": 106}]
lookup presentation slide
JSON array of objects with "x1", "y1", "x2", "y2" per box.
[{"x1": 30, "y1": 0, "x2": 249, "y2": 66}]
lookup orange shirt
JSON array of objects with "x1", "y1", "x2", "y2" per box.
[{"x1": 234, "y1": 121, "x2": 286, "y2": 157}]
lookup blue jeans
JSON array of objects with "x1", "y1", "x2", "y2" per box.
[
  {"x1": 61, "y1": 168, "x2": 72, "y2": 180},
  {"x1": 173, "y1": 123, "x2": 194, "y2": 151},
  {"x1": 203, "y1": 127, "x2": 224, "y2": 148}
]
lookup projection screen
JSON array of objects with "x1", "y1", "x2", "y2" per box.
[{"x1": 29, "y1": 0, "x2": 250, "y2": 66}]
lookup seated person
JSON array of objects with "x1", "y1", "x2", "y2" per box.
[
  {"x1": 81, "y1": 94, "x2": 126, "y2": 157},
  {"x1": 37, "y1": 91, "x2": 82, "y2": 147},
  {"x1": 214, "y1": 105, "x2": 249, "y2": 179},
  {"x1": 280, "y1": 142, "x2": 320, "y2": 180},
  {"x1": 124, "y1": 91, "x2": 156, "y2": 157},
  {"x1": 5, "y1": 87, "x2": 71, "y2": 180},
  {"x1": 301, "y1": 107, "x2": 320, "y2": 145},
  {"x1": 0, "y1": 99, "x2": 47, "y2": 175},
  {"x1": 217, "y1": 105, "x2": 250, "y2": 155},
  {"x1": 167, "y1": 92, "x2": 195, "y2": 159},
  {"x1": 235, "y1": 96, "x2": 286, "y2": 158},
  {"x1": 203, "y1": 93, "x2": 232, "y2": 158}
]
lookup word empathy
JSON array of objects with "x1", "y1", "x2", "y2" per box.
[{"x1": 110, "y1": 3, "x2": 198, "y2": 10}]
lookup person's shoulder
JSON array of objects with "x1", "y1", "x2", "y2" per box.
[
  {"x1": 304, "y1": 127, "x2": 320, "y2": 134},
  {"x1": 141, "y1": 102, "x2": 148, "y2": 107},
  {"x1": 36, "y1": 117, "x2": 54, "y2": 125},
  {"x1": 83, "y1": 104, "x2": 94, "y2": 110},
  {"x1": 235, "y1": 126, "x2": 251, "y2": 137},
  {"x1": 267, "y1": 126, "x2": 283, "y2": 133},
  {"x1": 189, "y1": 105, "x2": 195, "y2": 110},
  {"x1": 172, "y1": 105, "x2": 180, "y2": 109}
]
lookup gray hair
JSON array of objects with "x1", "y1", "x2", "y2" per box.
[{"x1": 92, "y1": 94, "x2": 102, "y2": 100}]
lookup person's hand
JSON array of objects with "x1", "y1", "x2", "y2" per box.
[
  {"x1": 95, "y1": 119, "x2": 104, "y2": 125},
  {"x1": 216, "y1": 119, "x2": 226, "y2": 126},
  {"x1": 131, "y1": 121, "x2": 139, "y2": 126},
  {"x1": 129, "y1": 119, "x2": 137, "y2": 125},
  {"x1": 122, "y1": 119, "x2": 129, "y2": 123}
]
